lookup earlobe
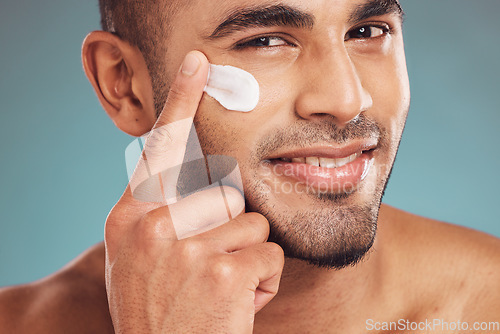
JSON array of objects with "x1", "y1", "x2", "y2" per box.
[{"x1": 82, "y1": 31, "x2": 157, "y2": 137}]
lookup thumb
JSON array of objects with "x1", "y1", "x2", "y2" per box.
[{"x1": 125, "y1": 51, "x2": 210, "y2": 208}]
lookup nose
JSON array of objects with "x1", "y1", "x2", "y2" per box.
[{"x1": 294, "y1": 49, "x2": 373, "y2": 125}]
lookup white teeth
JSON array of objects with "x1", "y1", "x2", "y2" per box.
[
  {"x1": 319, "y1": 157, "x2": 336, "y2": 168},
  {"x1": 280, "y1": 152, "x2": 361, "y2": 168},
  {"x1": 305, "y1": 157, "x2": 320, "y2": 167},
  {"x1": 334, "y1": 157, "x2": 351, "y2": 168}
]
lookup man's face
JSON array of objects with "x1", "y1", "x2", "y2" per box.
[{"x1": 158, "y1": 0, "x2": 410, "y2": 268}]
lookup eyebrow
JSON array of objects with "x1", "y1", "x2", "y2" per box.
[
  {"x1": 208, "y1": 4, "x2": 315, "y2": 39},
  {"x1": 349, "y1": 0, "x2": 405, "y2": 24},
  {"x1": 207, "y1": 0, "x2": 404, "y2": 40}
]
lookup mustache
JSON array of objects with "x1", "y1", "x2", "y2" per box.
[{"x1": 255, "y1": 114, "x2": 383, "y2": 158}]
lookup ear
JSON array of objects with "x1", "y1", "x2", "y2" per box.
[{"x1": 82, "y1": 31, "x2": 157, "y2": 137}]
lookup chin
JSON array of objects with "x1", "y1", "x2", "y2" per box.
[{"x1": 245, "y1": 169, "x2": 386, "y2": 270}]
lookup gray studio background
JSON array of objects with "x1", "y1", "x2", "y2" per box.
[{"x1": 1, "y1": 0, "x2": 499, "y2": 286}]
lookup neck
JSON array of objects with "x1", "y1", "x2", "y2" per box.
[{"x1": 254, "y1": 235, "x2": 386, "y2": 331}]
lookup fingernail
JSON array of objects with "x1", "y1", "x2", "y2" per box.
[{"x1": 181, "y1": 52, "x2": 201, "y2": 77}]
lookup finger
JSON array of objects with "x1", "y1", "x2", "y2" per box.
[
  {"x1": 231, "y1": 242, "x2": 285, "y2": 313},
  {"x1": 193, "y1": 212, "x2": 270, "y2": 252},
  {"x1": 126, "y1": 51, "x2": 210, "y2": 205},
  {"x1": 154, "y1": 51, "x2": 210, "y2": 129},
  {"x1": 134, "y1": 185, "x2": 245, "y2": 241}
]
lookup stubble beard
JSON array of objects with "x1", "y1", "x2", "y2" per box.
[{"x1": 246, "y1": 173, "x2": 389, "y2": 270}]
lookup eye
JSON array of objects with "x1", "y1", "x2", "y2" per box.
[
  {"x1": 346, "y1": 25, "x2": 388, "y2": 40},
  {"x1": 235, "y1": 36, "x2": 289, "y2": 49}
]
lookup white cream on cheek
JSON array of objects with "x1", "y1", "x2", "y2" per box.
[{"x1": 203, "y1": 64, "x2": 260, "y2": 112}]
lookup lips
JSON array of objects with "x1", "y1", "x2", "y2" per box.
[{"x1": 264, "y1": 141, "x2": 377, "y2": 194}]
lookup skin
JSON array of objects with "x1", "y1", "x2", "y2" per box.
[{"x1": 1, "y1": 0, "x2": 500, "y2": 333}]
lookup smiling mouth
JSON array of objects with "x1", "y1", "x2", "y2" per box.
[
  {"x1": 276, "y1": 151, "x2": 363, "y2": 169},
  {"x1": 266, "y1": 144, "x2": 377, "y2": 169},
  {"x1": 263, "y1": 145, "x2": 377, "y2": 194}
]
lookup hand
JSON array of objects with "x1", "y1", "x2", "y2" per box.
[{"x1": 104, "y1": 51, "x2": 285, "y2": 334}]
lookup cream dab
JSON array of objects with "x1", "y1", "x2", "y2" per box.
[{"x1": 204, "y1": 64, "x2": 260, "y2": 112}]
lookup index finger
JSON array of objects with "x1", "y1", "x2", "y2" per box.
[{"x1": 126, "y1": 51, "x2": 210, "y2": 205}]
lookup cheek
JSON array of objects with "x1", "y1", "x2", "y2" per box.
[
  {"x1": 358, "y1": 49, "x2": 410, "y2": 140},
  {"x1": 194, "y1": 63, "x2": 299, "y2": 156},
  {"x1": 189, "y1": 44, "x2": 302, "y2": 155},
  {"x1": 193, "y1": 99, "x2": 240, "y2": 156},
  {"x1": 352, "y1": 46, "x2": 410, "y2": 184}
]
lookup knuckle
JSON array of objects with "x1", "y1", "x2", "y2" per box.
[
  {"x1": 252, "y1": 243, "x2": 284, "y2": 274},
  {"x1": 267, "y1": 242, "x2": 285, "y2": 260},
  {"x1": 104, "y1": 206, "x2": 128, "y2": 245},
  {"x1": 178, "y1": 239, "x2": 205, "y2": 261},
  {"x1": 105, "y1": 204, "x2": 124, "y2": 228},
  {"x1": 208, "y1": 257, "x2": 237, "y2": 283},
  {"x1": 104, "y1": 214, "x2": 119, "y2": 236},
  {"x1": 245, "y1": 212, "x2": 269, "y2": 225},
  {"x1": 136, "y1": 210, "x2": 170, "y2": 242},
  {"x1": 240, "y1": 212, "x2": 270, "y2": 237}
]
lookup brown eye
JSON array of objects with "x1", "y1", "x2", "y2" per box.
[
  {"x1": 234, "y1": 35, "x2": 294, "y2": 50},
  {"x1": 239, "y1": 36, "x2": 288, "y2": 48},
  {"x1": 346, "y1": 26, "x2": 387, "y2": 40}
]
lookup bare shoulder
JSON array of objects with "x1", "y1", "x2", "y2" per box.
[
  {"x1": 379, "y1": 204, "x2": 500, "y2": 319},
  {"x1": 0, "y1": 242, "x2": 113, "y2": 334}
]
